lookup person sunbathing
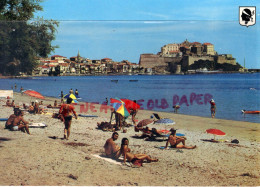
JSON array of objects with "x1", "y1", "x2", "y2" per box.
[
  {"x1": 120, "y1": 138, "x2": 158, "y2": 165},
  {"x1": 6, "y1": 110, "x2": 30, "y2": 134},
  {"x1": 165, "y1": 128, "x2": 196, "y2": 149},
  {"x1": 104, "y1": 132, "x2": 121, "y2": 160}
]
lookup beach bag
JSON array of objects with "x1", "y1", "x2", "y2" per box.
[
  {"x1": 131, "y1": 159, "x2": 143, "y2": 167},
  {"x1": 231, "y1": 139, "x2": 239, "y2": 144}
]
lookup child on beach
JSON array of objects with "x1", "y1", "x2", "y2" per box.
[{"x1": 59, "y1": 97, "x2": 78, "y2": 140}]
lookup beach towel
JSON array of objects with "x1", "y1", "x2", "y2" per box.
[
  {"x1": 164, "y1": 133, "x2": 185, "y2": 137},
  {"x1": 0, "y1": 118, "x2": 8, "y2": 121},
  {"x1": 92, "y1": 154, "x2": 123, "y2": 165},
  {"x1": 155, "y1": 146, "x2": 174, "y2": 149},
  {"x1": 155, "y1": 146, "x2": 184, "y2": 153},
  {"x1": 79, "y1": 114, "x2": 98, "y2": 118},
  {"x1": 29, "y1": 123, "x2": 47, "y2": 128},
  {"x1": 41, "y1": 112, "x2": 53, "y2": 116}
]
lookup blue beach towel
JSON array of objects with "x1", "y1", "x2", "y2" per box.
[
  {"x1": 164, "y1": 133, "x2": 185, "y2": 137},
  {"x1": 0, "y1": 118, "x2": 8, "y2": 121}
]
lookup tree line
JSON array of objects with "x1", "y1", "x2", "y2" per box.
[{"x1": 0, "y1": 0, "x2": 59, "y2": 75}]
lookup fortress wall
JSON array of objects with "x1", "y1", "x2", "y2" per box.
[
  {"x1": 182, "y1": 56, "x2": 214, "y2": 68},
  {"x1": 139, "y1": 54, "x2": 182, "y2": 69},
  {"x1": 139, "y1": 54, "x2": 166, "y2": 68}
]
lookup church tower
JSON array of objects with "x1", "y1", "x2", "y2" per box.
[{"x1": 77, "y1": 50, "x2": 81, "y2": 63}]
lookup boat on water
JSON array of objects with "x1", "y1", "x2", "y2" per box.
[
  {"x1": 241, "y1": 110, "x2": 260, "y2": 114},
  {"x1": 111, "y1": 80, "x2": 118, "y2": 83},
  {"x1": 129, "y1": 80, "x2": 138, "y2": 82},
  {"x1": 195, "y1": 68, "x2": 223, "y2": 74}
]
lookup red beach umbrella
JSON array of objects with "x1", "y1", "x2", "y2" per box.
[
  {"x1": 120, "y1": 99, "x2": 140, "y2": 111},
  {"x1": 23, "y1": 90, "x2": 45, "y2": 100},
  {"x1": 206, "y1": 129, "x2": 226, "y2": 140}
]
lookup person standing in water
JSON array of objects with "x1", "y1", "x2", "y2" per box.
[{"x1": 210, "y1": 99, "x2": 216, "y2": 118}]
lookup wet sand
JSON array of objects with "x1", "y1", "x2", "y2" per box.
[{"x1": 0, "y1": 92, "x2": 259, "y2": 186}]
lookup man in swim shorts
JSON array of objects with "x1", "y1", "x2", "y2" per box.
[
  {"x1": 7, "y1": 109, "x2": 30, "y2": 134},
  {"x1": 104, "y1": 132, "x2": 121, "y2": 160},
  {"x1": 165, "y1": 128, "x2": 196, "y2": 149},
  {"x1": 59, "y1": 97, "x2": 78, "y2": 140}
]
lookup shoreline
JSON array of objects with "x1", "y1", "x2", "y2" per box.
[
  {"x1": 11, "y1": 92, "x2": 260, "y2": 142},
  {"x1": 1, "y1": 71, "x2": 259, "y2": 79},
  {"x1": 0, "y1": 92, "x2": 259, "y2": 185},
  {"x1": 10, "y1": 90, "x2": 260, "y2": 124}
]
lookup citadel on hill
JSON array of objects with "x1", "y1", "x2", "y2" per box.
[
  {"x1": 33, "y1": 40, "x2": 243, "y2": 76},
  {"x1": 139, "y1": 39, "x2": 243, "y2": 74}
]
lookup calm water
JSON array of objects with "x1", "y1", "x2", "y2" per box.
[{"x1": 1, "y1": 73, "x2": 260, "y2": 123}]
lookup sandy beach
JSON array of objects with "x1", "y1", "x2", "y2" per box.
[{"x1": 0, "y1": 92, "x2": 259, "y2": 186}]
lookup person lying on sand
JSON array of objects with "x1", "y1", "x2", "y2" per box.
[
  {"x1": 104, "y1": 132, "x2": 121, "y2": 160},
  {"x1": 6, "y1": 109, "x2": 30, "y2": 134},
  {"x1": 165, "y1": 128, "x2": 196, "y2": 149},
  {"x1": 120, "y1": 138, "x2": 158, "y2": 165}
]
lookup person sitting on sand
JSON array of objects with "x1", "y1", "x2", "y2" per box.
[
  {"x1": 28, "y1": 102, "x2": 35, "y2": 113},
  {"x1": 6, "y1": 99, "x2": 15, "y2": 107},
  {"x1": 23, "y1": 103, "x2": 29, "y2": 110},
  {"x1": 5, "y1": 108, "x2": 20, "y2": 129},
  {"x1": 6, "y1": 99, "x2": 11, "y2": 106},
  {"x1": 104, "y1": 132, "x2": 121, "y2": 160},
  {"x1": 34, "y1": 100, "x2": 40, "y2": 114},
  {"x1": 120, "y1": 138, "x2": 158, "y2": 165},
  {"x1": 6, "y1": 109, "x2": 30, "y2": 134},
  {"x1": 165, "y1": 128, "x2": 196, "y2": 149},
  {"x1": 59, "y1": 97, "x2": 78, "y2": 140}
]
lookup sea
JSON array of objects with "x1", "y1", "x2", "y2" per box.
[{"x1": 0, "y1": 73, "x2": 260, "y2": 123}]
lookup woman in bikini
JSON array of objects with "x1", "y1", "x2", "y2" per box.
[
  {"x1": 120, "y1": 138, "x2": 158, "y2": 165},
  {"x1": 59, "y1": 97, "x2": 77, "y2": 140}
]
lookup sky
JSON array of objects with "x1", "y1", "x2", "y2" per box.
[{"x1": 34, "y1": 0, "x2": 260, "y2": 68}]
